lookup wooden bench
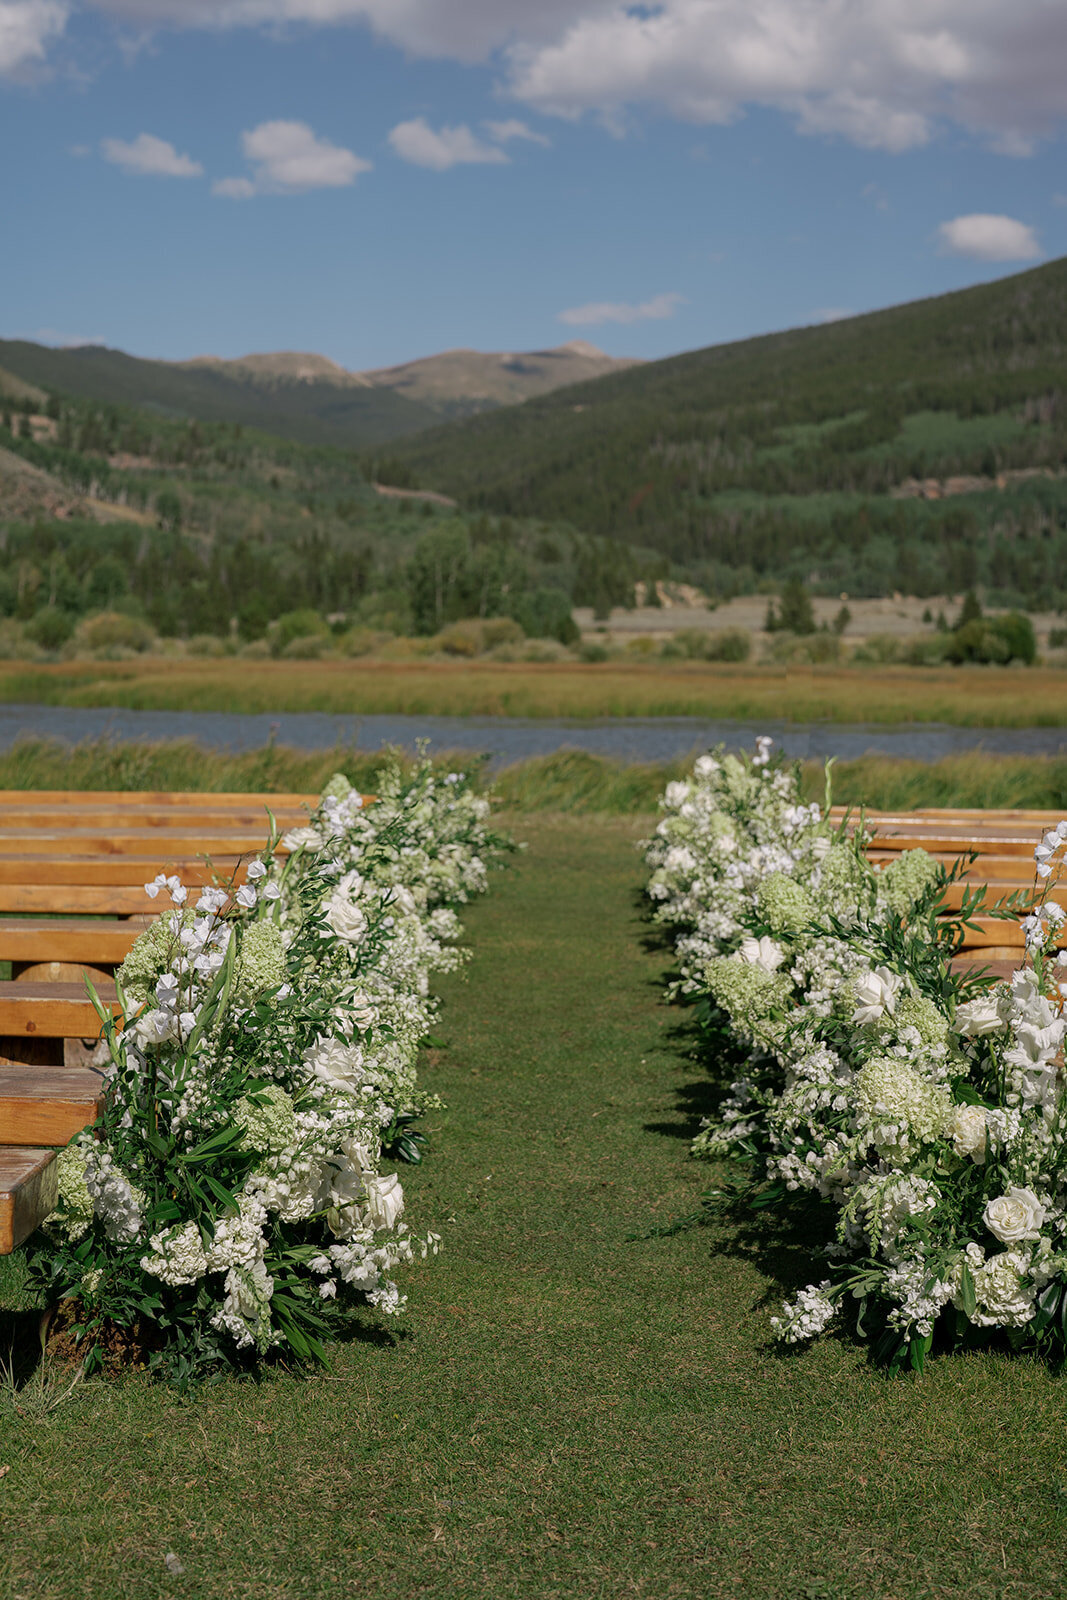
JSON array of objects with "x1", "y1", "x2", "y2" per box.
[{"x1": 0, "y1": 790, "x2": 335, "y2": 1251}]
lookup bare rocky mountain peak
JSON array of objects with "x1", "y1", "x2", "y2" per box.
[{"x1": 175, "y1": 340, "x2": 641, "y2": 415}]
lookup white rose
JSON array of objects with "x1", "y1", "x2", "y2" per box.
[
  {"x1": 954, "y1": 997, "x2": 1005, "y2": 1037},
  {"x1": 984, "y1": 1185, "x2": 1045, "y2": 1245},
  {"x1": 304, "y1": 1037, "x2": 367, "y2": 1093},
  {"x1": 811, "y1": 836, "x2": 832, "y2": 862},
  {"x1": 949, "y1": 1104, "x2": 988, "y2": 1164},
  {"x1": 325, "y1": 888, "x2": 368, "y2": 944},
  {"x1": 281, "y1": 826, "x2": 323, "y2": 853},
  {"x1": 363, "y1": 1173, "x2": 405, "y2": 1231},
  {"x1": 738, "y1": 935, "x2": 785, "y2": 973},
  {"x1": 851, "y1": 965, "x2": 901, "y2": 1025}
]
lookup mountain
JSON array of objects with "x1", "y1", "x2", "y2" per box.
[
  {"x1": 177, "y1": 340, "x2": 639, "y2": 419},
  {"x1": 0, "y1": 337, "x2": 640, "y2": 451},
  {"x1": 378, "y1": 258, "x2": 1067, "y2": 599},
  {"x1": 0, "y1": 340, "x2": 435, "y2": 450},
  {"x1": 358, "y1": 341, "x2": 642, "y2": 418}
]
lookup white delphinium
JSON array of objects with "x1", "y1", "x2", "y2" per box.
[{"x1": 770, "y1": 1281, "x2": 837, "y2": 1342}]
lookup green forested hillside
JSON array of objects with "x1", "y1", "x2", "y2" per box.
[
  {"x1": 382, "y1": 258, "x2": 1067, "y2": 603},
  {"x1": 0, "y1": 340, "x2": 438, "y2": 448},
  {"x1": 0, "y1": 393, "x2": 649, "y2": 645}
]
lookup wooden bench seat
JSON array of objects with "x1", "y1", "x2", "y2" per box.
[
  {"x1": 0, "y1": 831, "x2": 290, "y2": 857},
  {"x1": 0, "y1": 919, "x2": 145, "y2": 965},
  {"x1": 0, "y1": 1147, "x2": 57, "y2": 1253},
  {"x1": 0, "y1": 1065, "x2": 105, "y2": 1146},
  {"x1": 0, "y1": 854, "x2": 243, "y2": 886},
  {"x1": 0, "y1": 789, "x2": 318, "y2": 806}
]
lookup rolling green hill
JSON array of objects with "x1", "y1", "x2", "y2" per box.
[{"x1": 380, "y1": 258, "x2": 1067, "y2": 602}]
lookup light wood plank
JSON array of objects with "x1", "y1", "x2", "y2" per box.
[
  {"x1": 0, "y1": 981, "x2": 120, "y2": 1039},
  {"x1": 0, "y1": 855, "x2": 242, "y2": 886},
  {"x1": 0, "y1": 832, "x2": 287, "y2": 857},
  {"x1": 0, "y1": 919, "x2": 144, "y2": 962},
  {"x1": 0, "y1": 789, "x2": 318, "y2": 806},
  {"x1": 0, "y1": 1147, "x2": 57, "y2": 1253},
  {"x1": 0, "y1": 1065, "x2": 103, "y2": 1146}
]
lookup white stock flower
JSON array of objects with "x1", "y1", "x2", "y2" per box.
[
  {"x1": 363, "y1": 1173, "x2": 405, "y2": 1231},
  {"x1": 949, "y1": 1104, "x2": 988, "y2": 1164},
  {"x1": 984, "y1": 1186, "x2": 1045, "y2": 1245}
]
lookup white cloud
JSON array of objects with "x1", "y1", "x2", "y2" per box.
[
  {"x1": 48, "y1": 2, "x2": 1067, "y2": 156},
  {"x1": 33, "y1": 326, "x2": 105, "y2": 347},
  {"x1": 503, "y1": 1, "x2": 1067, "y2": 154},
  {"x1": 211, "y1": 176, "x2": 257, "y2": 199},
  {"x1": 215, "y1": 120, "x2": 371, "y2": 196},
  {"x1": 0, "y1": 0, "x2": 68, "y2": 76},
  {"x1": 388, "y1": 118, "x2": 509, "y2": 170},
  {"x1": 937, "y1": 213, "x2": 1043, "y2": 262},
  {"x1": 558, "y1": 292, "x2": 685, "y2": 327},
  {"x1": 101, "y1": 132, "x2": 203, "y2": 177},
  {"x1": 483, "y1": 118, "x2": 550, "y2": 147},
  {"x1": 86, "y1": 0, "x2": 596, "y2": 63},
  {"x1": 813, "y1": 307, "x2": 854, "y2": 324}
]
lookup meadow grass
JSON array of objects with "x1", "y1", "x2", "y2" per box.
[
  {"x1": 4, "y1": 656, "x2": 1067, "y2": 726},
  {"x1": 2, "y1": 815, "x2": 1066, "y2": 1600},
  {"x1": 3, "y1": 737, "x2": 1067, "y2": 815}
]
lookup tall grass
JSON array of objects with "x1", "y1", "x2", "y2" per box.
[
  {"x1": 2, "y1": 736, "x2": 1066, "y2": 814},
  {"x1": 4, "y1": 657, "x2": 1067, "y2": 725}
]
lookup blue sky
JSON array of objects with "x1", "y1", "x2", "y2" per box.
[{"x1": 2, "y1": 1, "x2": 1067, "y2": 370}]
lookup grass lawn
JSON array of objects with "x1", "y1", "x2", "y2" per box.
[
  {"x1": 2, "y1": 815, "x2": 1067, "y2": 1599},
  {"x1": 5, "y1": 656, "x2": 1067, "y2": 726}
]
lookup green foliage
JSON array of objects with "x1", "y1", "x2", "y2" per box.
[
  {"x1": 25, "y1": 606, "x2": 73, "y2": 649},
  {"x1": 945, "y1": 611, "x2": 1036, "y2": 665},
  {"x1": 382, "y1": 258, "x2": 1067, "y2": 606},
  {"x1": 766, "y1": 579, "x2": 815, "y2": 634}
]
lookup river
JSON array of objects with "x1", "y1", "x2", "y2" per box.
[{"x1": 2, "y1": 703, "x2": 1066, "y2": 765}]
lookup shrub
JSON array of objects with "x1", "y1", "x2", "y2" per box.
[
  {"x1": 579, "y1": 640, "x2": 611, "y2": 663},
  {"x1": 271, "y1": 609, "x2": 327, "y2": 657},
  {"x1": 945, "y1": 612, "x2": 1035, "y2": 665},
  {"x1": 76, "y1": 611, "x2": 157, "y2": 654},
  {"x1": 341, "y1": 627, "x2": 391, "y2": 658},
  {"x1": 26, "y1": 607, "x2": 74, "y2": 650},
  {"x1": 282, "y1": 634, "x2": 331, "y2": 660},
  {"x1": 435, "y1": 621, "x2": 484, "y2": 657},
  {"x1": 674, "y1": 627, "x2": 751, "y2": 662},
  {"x1": 509, "y1": 588, "x2": 579, "y2": 646},
  {"x1": 901, "y1": 633, "x2": 951, "y2": 666},
  {"x1": 186, "y1": 634, "x2": 230, "y2": 657},
  {"x1": 521, "y1": 638, "x2": 570, "y2": 662},
  {"x1": 481, "y1": 616, "x2": 524, "y2": 648},
  {"x1": 850, "y1": 633, "x2": 901, "y2": 665}
]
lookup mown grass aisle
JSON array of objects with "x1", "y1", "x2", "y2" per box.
[{"x1": 2, "y1": 815, "x2": 1067, "y2": 1598}]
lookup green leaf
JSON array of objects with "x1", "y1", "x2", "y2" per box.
[{"x1": 959, "y1": 1262, "x2": 977, "y2": 1319}]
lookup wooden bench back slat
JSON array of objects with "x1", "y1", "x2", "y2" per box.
[{"x1": 0, "y1": 790, "x2": 319, "y2": 806}]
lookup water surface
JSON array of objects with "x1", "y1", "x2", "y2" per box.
[{"x1": 4, "y1": 703, "x2": 1067, "y2": 766}]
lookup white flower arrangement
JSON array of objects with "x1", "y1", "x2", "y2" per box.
[
  {"x1": 32, "y1": 755, "x2": 512, "y2": 1381},
  {"x1": 647, "y1": 739, "x2": 1067, "y2": 1372}
]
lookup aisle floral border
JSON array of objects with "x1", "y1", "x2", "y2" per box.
[
  {"x1": 645, "y1": 740, "x2": 1067, "y2": 1372},
  {"x1": 32, "y1": 755, "x2": 512, "y2": 1382}
]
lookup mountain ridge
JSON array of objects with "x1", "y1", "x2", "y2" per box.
[{"x1": 0, "y1": 337, "x2": 640, "y2": 447}]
